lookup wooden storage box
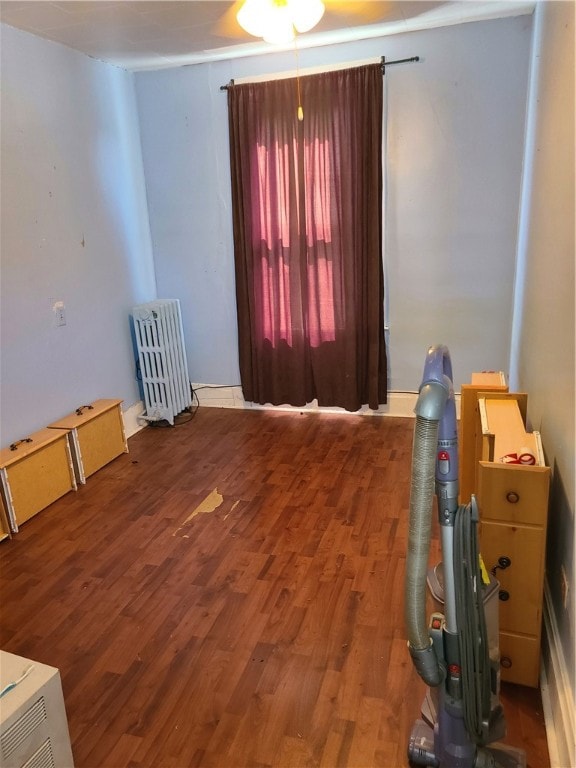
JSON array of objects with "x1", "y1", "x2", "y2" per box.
[
  {"x1": 477, "y1": 395, "x2": 550, "y2": 687},
  {"x1": 0, "y1": 428, "x2": 77, "y2": 532},
  {"x1": 0, "y1": 492, "x2": 12, "y2": 541},
  {"x1": 48, "y1": 399, "x2": 127, "y2": 484},
  {"x1": 459, "y1": 371, "x2": 508, "y2": 504}
]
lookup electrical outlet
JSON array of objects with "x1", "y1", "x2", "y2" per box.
[
  {"x1": 52, "y1": 301, "x2": 66, "y2": 327},
  {"x1": 561, "y1": 565, "x2": 569, "y2": 610}
]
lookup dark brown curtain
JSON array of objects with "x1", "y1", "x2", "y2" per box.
[{"x1": 228, "y1": 63, "x2": 387, "y2": 411}]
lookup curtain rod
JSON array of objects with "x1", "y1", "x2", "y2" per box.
[{"x1": 219, "y1": 55, "x2": 420, "y2": 90}]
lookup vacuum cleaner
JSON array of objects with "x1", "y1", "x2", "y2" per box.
[{"x1": 406, "y1": 345, "x2": 526, "y2": 768}]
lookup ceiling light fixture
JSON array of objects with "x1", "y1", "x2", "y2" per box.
[{"x1": 237, "y1": 0, "x2": 325, "y2": 45}]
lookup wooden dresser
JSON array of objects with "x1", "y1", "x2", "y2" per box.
[{"x1": 476, "y1": 395, "x2": 550, "y2": 687}]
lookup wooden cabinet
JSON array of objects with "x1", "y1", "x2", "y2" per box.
[
  {"x1": 0, "y1": 399, "x2": 127, "y2": 538},
  {"x1": 476, "y1": 396, "x2": 550, "y2": 687},
  {"x1": 48, "y1": 399, "x2": 127, "y2": 484},
  {"x1": 0, "y1": 428, "x2": 77, "y2": 532},
  {"x1": 459, "y1": 371, "x2": 508, "y2": 504},
  {"x1": 0, "y1": 493, "x2": 11, "y2": 541}
]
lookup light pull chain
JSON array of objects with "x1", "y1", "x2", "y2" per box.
[{"x1": 294, "y1": 36, "x2": 303, "y2": 121}]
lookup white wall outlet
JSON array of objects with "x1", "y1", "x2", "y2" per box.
[{"x1": 53, "y1": 300, "x2": 66, "y2": 327}]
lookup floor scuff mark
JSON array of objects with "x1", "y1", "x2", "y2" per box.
[{"x1": 223, "y1": 500, "x2": 240, "y2": 520}]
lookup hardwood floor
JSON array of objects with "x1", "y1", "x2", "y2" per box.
[{"x1": 0, "y1": 408, "x2": 549, "y2": 767}]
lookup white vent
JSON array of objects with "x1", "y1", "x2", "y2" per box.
[
  {"x1": 22, "y1": 739, "x2": 54, "y2": 768},
  {"x1": 132, "y1": 299, "x2": 192, "y2": 425},
  {"x1": 0, "y1": 652, "x2": 74, "y2": 767},
  {"x1": 1, "y1": 698, "x2": 47, "y2": 759}
]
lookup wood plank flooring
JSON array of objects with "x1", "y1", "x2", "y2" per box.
[{"x1": 0, "y1": 408, "x2": 549, "y2": 767}]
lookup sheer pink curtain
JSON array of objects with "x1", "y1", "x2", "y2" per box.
[{"x1": 228, "y1": 64, "x2": 387, "y2": 411}]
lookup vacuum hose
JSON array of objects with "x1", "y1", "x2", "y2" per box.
[{"x1": 406, "y1": 413, "x2": 443, "y2": 687}]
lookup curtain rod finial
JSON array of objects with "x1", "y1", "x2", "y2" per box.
[{"x1": 380, "y1": 55, "x2": 419, "y2": 74}]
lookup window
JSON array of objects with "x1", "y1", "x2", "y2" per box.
[{"x1": 228, "y1": 64, "x2": 387, "y2": 411}]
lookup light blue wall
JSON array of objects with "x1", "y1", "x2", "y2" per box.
[
  {"x1": 0, "y1": 24, "x2": 157, "y2": 445},
  {"x1": 134, "y1": 64, "x2": 241, "y2": 388},
  {"x1": 134, "y1": 15, "x2": 532, "y2": 393},
  {"x1": 512, "y1": 2, "x2": 575, "y2": 756}
]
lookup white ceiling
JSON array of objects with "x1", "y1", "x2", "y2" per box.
[{"x1": 0, "y1": 1, "x2": 535, "y2": 71}]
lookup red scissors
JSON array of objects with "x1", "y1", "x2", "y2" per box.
[{"x1": 500, "y1": 452, "x2": 536, "y2": 465}]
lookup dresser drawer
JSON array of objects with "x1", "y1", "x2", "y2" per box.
[
  {"x1": 477, "y1": 462, "x2": 550, "y2": 525},
  {"x1": 499, "y1": 631, "x2": 541, "y2": 688},
  {"x1": 458, "y1": 373, "x2": 508, "y2": 503},
  {"x1": 479, "y1": 521, "x2": 544, "y2": 635}
]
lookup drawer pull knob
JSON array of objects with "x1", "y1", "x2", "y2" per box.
[
  {"x1": 499, "y1": 590, "x2": 510, "y2": 601},
  {"x1": 491, "y1": 556, "x2": 512, "y2": 575},
  {"x1": 506, "y1": 491, "x2": 520, "y2": 504},
  {"x1": 501, "y1": 656, "x2": 512, "y2": 669}
]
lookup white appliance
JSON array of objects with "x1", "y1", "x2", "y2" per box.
[
  {"x1": 0, "y1": 651, "x2": 74, "y2": 768},
  {"x1": 132, "y1": 299, "x2": 192, "y2": 425}
]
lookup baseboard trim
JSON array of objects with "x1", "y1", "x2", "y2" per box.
[
  {"x1": 541, "y1": 581, "x2": 575, "y2": 768},
  {"x1": 125, "y1": 388, "x2": 463, "y2": 427},
  {"x1": 192, "y1": 385, "x2": 419, "y2": 417},
  {"x1": 122, "y1": 400, "x2": 147, "y2": 439},
  {"x1": 191, "y1": 385, "x2": 461, "y2": 419}
]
